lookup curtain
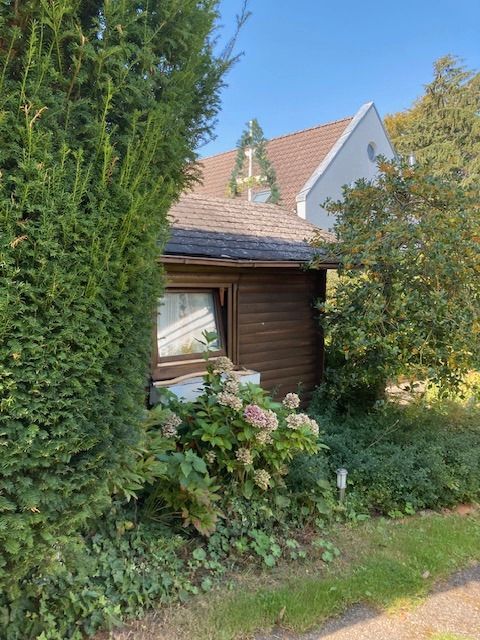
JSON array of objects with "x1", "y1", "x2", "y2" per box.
[{"x1": 157, "y1": 291, "x2": 220, "y2": 357}]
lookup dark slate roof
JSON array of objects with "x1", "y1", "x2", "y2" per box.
[{"x1": 165, "y1": 195, "x2": 334, "y2": 262}]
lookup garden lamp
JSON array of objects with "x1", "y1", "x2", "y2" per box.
[{"x1": 336, "y1": 468, "x2": 348, "y2": 502}]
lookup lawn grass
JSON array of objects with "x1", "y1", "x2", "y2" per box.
[{"x1": 165, "y1": 511, "x2": 480, "y2": 640}]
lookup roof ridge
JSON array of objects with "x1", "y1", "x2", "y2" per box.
[
  {"x1": 180, "y1": 193, "x2": 296, "y2": 213},
  {"x1": 198, "y1": 115, "x2": 353, "y2": 162}
]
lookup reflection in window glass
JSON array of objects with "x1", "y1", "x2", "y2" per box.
[
  {"x1": 252, "y1": 189, "x2": 272, "y2": 203},
  {"x1": 157, "y1": 292, "x2": 220, "y2": 357}
]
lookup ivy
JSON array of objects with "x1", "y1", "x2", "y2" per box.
[{"x1": 228, "y1": 118, "x2": 281, "y2": 203}]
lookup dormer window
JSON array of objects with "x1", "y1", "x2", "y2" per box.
[{"x1": 252, "y1": 189, "x2": 272, "y2": 203}]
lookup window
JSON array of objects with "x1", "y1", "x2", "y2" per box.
[
  {"x1": 252, "y1": 189, "x2": 272, "y2": 203},
  {"x1": 367, "y1": 142, "x2": 377, "y2": 162},
  {"x1": 157, "y1": 291, "x2": 224, "y2": 358}
]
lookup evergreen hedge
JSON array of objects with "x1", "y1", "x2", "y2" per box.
[{"x1": 0, "y1": 0, "x2": 225, "y2": 605}]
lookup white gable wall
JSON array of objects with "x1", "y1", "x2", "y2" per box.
[{"x1": 296, "y1": 103, "x2": 395, "y2": 231}]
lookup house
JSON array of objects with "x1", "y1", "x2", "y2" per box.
[
  {"x1": 192, "y1": 102, "x2": 395, "y2": 230},
  {"x1": 152, "y1": 195, "x2": 337, "y2": 402}
]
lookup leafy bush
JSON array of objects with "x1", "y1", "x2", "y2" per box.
[
  {"x1": 3, "y1": 509, "x2": 191, "y2": 640},
  {"x1": 307, "y1": 400, "x2": 480, "y2": 515},
  {"x1": 118, "y1": 352, "x2": 325, "y2": 535},
  {"x1": 131, "y1": 358, "x2": 323, "y2": 534},
  {"x1": 312, "y1": 160, "x2": 480, "y2": 409},
  {"x1": 0, "y1": 0, "x2": 227, "y2": 601}
]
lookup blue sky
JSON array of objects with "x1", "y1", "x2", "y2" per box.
[{"x1": 200, "y1": 0, "x2": 480, "y2": 157}]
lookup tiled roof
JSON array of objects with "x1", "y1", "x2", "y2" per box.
[
  {"x1": 191, "y1": 117, "x2": 353, "y2": 211},
  {"x1": 165, "y1": 195, "x2": 334, "y2": 262}
]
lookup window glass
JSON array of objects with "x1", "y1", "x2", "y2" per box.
[
  {"x1": 157, "y1": 291, "x2": 221, "y2": 357},
  {"x1": 252, "y1": 189, "x2": 272, "y2": 203}
]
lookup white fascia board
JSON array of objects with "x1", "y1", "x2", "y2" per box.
[
  {"x1": 296, "y1": 101, "x2": 382, "y2": 205},
  {"x1": 373, "y1": 102, "x2": 397, "y2": 160}
]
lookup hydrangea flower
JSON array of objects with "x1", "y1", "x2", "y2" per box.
[
  {"x1": 254, "y1": 469, "x2": 271, "y2": 491},
  {"x1": 161, "y1": 412, "x2": 182, "y2": 438},
  {"x1": 212, "y1": 356, "x2": 234, "y2": 374},
  {"x1": 222, "y1": 372, "x2": 240, "y2": 394},
  {"x1": 217, "y1": 391, "x2": 242, "y2": 411},
  {"x1": 286, "y1": 413, "x2": 319, "y2": 436},
  {"x1": 244, "y1": 404, "x2": 268, "y2": 429},
  {"x1": 205, "y1": 450, "x2": 216, "y2": 464},
  {"x1": 282, "y1": 392, "x2": 300, "y2": 410},
  {"x1": 235, "y1": 447, "x2": 253, "y2": 465},
  {"x1": 244, "y1": 405, "x2": 278, "y2": 432},
  {"x1": 255, "y1": 430, "x2": 273, "y2": 446}
]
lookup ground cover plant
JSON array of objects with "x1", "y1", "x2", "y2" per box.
[{"x1": 307, "y1": 395, "x2": 480, "y2": 516}]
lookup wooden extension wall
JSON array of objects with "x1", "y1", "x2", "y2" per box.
[
  {"x1": 158, "y1": 263, "x2": 326, "y2": 400},
  {"x1": 237, "y1": 269, "x2": 325, "y2": 399}
]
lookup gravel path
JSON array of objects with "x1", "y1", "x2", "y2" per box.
[{"x1": 255, "y1": 564, "x2": 480, "y2": 640}]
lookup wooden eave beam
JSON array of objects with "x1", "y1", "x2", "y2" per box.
[{"x1": 160, "y1": 254, "x2": 339, "y2": 269}]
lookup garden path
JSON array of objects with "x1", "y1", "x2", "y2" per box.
[{"x1": 256, "y1": 564, "x2": 480, "y2": 640}]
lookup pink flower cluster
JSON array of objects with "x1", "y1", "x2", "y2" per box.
[{"x1": 244, "y1": 404, "x2": 278, "y2": 432}]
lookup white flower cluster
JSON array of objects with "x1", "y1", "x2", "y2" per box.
[
  {"x1": 222, "y1": 372, "x2": 240, "y2": 394},
  {"x1": 285, "y1": 413, "x2": 319, "y2": 436},
  {"x1": 213, "y1": 356, "x2": 234, "y2": 374},
  {"x1": 235, "y1": 447, "x2": 253, "y2": 465},
  {"x1": 204, "y1": 450, "x2": 216, "y2": 464},
  {"x1": 161, "y1": 412, "x2": 182, "y2": 438},
  {"x1": 254, "y1": 469, "x2": 271, "y2": 491},
  {"x1": 217, "y1": 391, "x2": 243, "y2": 411},
  {"x1": 282, "y1": 392, "x2": 300, "y2": 410}
]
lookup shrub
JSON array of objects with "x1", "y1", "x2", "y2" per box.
[
  {"x1": 0, "y1": 0, "x2": 227, "y2": 601},
  {"x1": 312, "y1": 160, "x2": 480, "y2": 409},
  {"x1": 118, "y1": 354, "x2": 325, "y2": 535},
  {"x1": 308, "y1": 400, "x2": 480, "y2": 515}
]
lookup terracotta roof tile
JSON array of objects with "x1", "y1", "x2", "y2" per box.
[
  {"x1": 165, "y1": 195, "x2": 333, "y2": 262},
  {"x1": 191, "y1": 117, "x2": 353, "y2": 211}
]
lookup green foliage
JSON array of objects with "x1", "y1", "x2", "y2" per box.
[
  {"x1": 0, "y1": 0, "x2": 227, "y2": 607},
  {"x1": 135, "y1": 355, "x2": 323, "y2": 534},
  {"x1": 312, "y1": 159, "x2": 480, "y2": 408},
  {"x1": 385, "y1": 55, "x2": 480, "y2": 186},
  {"x1": 310, "y1": 400, "x2": 480, "y2": 515},
  {"x1": 3, "y1": 510, "x2": 193, "y2": 639},
  {"x1": 228, "y1": 118, "x2": 281, "y2": 202},
  {"x1": 165, "y1": 513, "x2": 480, "y2": 639}
]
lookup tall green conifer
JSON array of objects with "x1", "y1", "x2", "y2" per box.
[
  {"x1": 0, "y1": 0, "x2": 227, "y2": 597},
  {"x1": 385, "y1": 55, "x2": 480, "y2": 185}
]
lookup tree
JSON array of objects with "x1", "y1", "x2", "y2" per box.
[
  {"x1": 0, "y1": 0, "x2": 229, "y2": 598},
  {"x1": 312, "y1": 160, "x2": 480, "y2": 409},
  {"x1": 385, "y1": 55, "x2": 480, "y2": 185},
  {"x1": 228, "y1": 118, "x2": 281, "y2": 202}
]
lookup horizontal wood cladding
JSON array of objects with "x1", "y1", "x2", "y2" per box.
[
  {"x1": 237, "y1": 269, "x2": 324, "y2": 399},
  {"x1": 160, "y1": 263, "x2": 326, "y2": 401}
]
